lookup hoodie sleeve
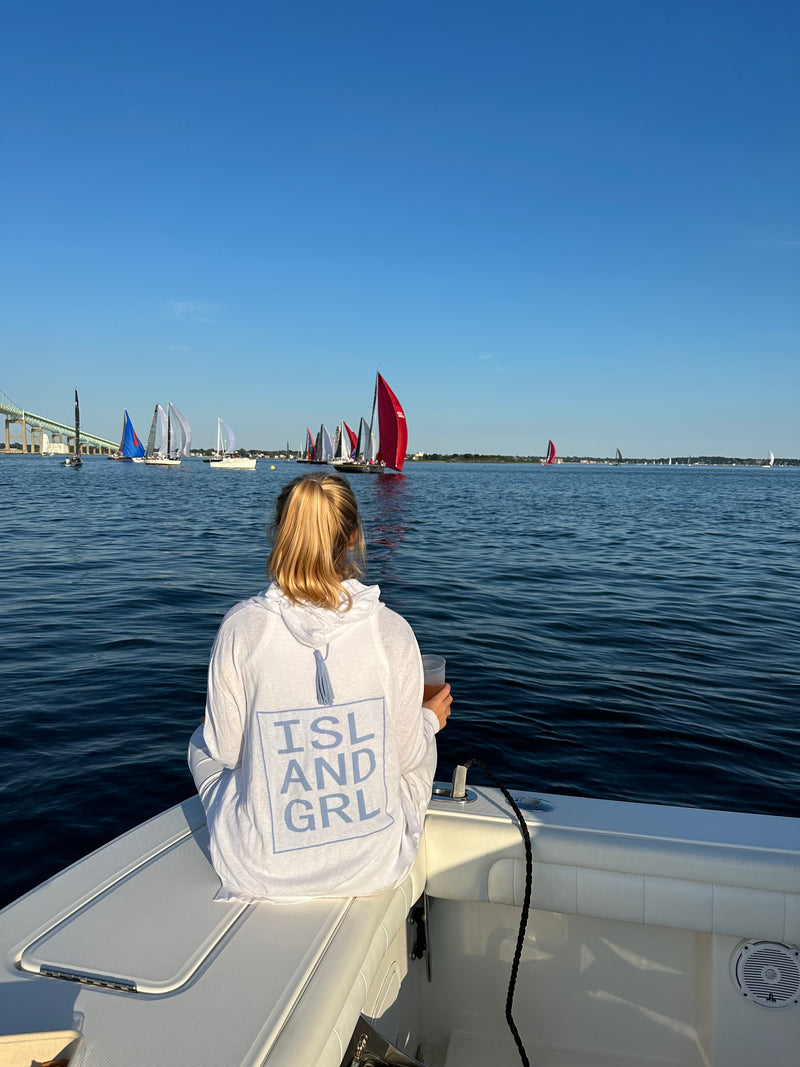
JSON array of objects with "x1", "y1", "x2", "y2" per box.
[
  {"x1": 380, "y1": 610, "x2": 439, "y2": 775},
  {"x1": 203, "y1": 610, "x2": 248, "y2": 769},
  {"x1": 381, "y1": 611, "x2": 439, "y2": 846}
]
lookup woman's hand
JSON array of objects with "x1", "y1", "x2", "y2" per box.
[{"x1": 423, "y1": 682, "x2": 452, "y2": 730}]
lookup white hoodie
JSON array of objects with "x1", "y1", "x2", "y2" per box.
[{"x1": 191, "y1": 580, "x2": 439, "y2": 902}]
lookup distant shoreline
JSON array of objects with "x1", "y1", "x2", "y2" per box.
[
  {"x1": 2, "y1": 449, "x2": 796, "y2": 467},
  {"x1": 408, "y1": 454, "x2": 799, "y2": 466}
]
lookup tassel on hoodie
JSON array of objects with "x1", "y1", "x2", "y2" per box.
[{"x1": 314, "y1": 646, "x2": 335, "y2": 706}]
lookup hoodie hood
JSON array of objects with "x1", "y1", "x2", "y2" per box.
[{"x1": 255, "y1": 579, "x2": 382, "y2": 648}]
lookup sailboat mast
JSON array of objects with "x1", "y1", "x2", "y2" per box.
[
  {"x1": 368, "y1": 372, "x2": 379, "y2": 437},
  {"x1": 74, "y1": 390, "x2": 81, "y2": 457}
]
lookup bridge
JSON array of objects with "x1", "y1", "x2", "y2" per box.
[{"x1": 0, "y1": 391, "x2": 118, "y2": 455}]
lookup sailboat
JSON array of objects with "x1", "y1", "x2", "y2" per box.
[
  {"x1": 334, "y1": 415, "x2": 377, "y2": 472},
  {"x1": 144, "y1": 402, "x2": 192, "y2": 466},
  {"x1": 309, "y1": 424, "x2": 334, "y2": 465},
  {"x1": 63, "y1": 390, "x2": 82, "y2": 468},
  {"x1": 206, "y1": 418, "x2": 256, "y2": 470},
  {"x1": 332, "y1": 421, "x2": 359, "y2": 465},
  {"x1": 334, "y1": 373, "x2": 407, "y2": 474},
  {"x1": 296, "y1": 427, "x2": 317, "y2": 463},
  {"x1": 763, "y1": 449, "x2": 775, "y2": 468},
  {"x1": 331, "y1": 424, "x2": 343, "y2": 462},
  {"x1": 540, "y1": 438, "x2": 557, "y2": 465},
  {"x1": 611, "y1": 447, "x2": 623, "y2": 466},
  {"x1": 109, "y1": 411, "x2": 146, "y2": 462}
]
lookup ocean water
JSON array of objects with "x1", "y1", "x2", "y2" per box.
[{"x1": 1, "y1": 457, "x2": 798, "y2": 907}]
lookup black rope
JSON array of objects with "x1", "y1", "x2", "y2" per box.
[{"x1": 464, "y1": 760, "x2": 532, "y2": 1067}]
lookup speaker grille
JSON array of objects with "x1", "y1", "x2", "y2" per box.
[{"x1": 730, "y1": 940, "x2": 800, "y2": 1009}]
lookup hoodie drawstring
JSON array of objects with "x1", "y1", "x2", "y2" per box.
[{"x1": 314, "y1": 646, "x2": 335, "y2": 706}]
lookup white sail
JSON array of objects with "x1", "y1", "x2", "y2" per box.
[
  {"x1": 218, "y1": 419, "x2": 236, "y2": 456},
  {"x1": 355, "y1": 417, "x2": 368, "y2": 460},
  {"x1": 169, "y1": 402, "x2": 192, "y2": 457},
  {"x1": 334, "y1": 423, "x2": 352, "y2": 462},
  {"x1": 356, "y1": 416, "x2": 377, "y2": 462},
  {"x1": 150, "y1": 404, "x2": 168, "y2": 458},
  {"x1": 319, "y1": 424, "x2": 334, "y2": 463}
]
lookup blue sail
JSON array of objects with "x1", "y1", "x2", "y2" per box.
[{"x1": 121, "y1": 411, "x2": 146, "y2": 458}]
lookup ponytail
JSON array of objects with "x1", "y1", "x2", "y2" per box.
[{"x1": 267, "y1": 474, "x2": 365, "y2": 609}]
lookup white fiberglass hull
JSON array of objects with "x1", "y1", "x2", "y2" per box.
[
  {"x1": 0, "y1": 781, "x2": 797, "y2": 1067},
  {"x1": 208, "y1": 457, "x2": 257, "y2": 470},
  {"x1": 143, "y1": 457, "x2": 181, "y2": 466}
]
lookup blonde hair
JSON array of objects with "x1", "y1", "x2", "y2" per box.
[{"x1": 267, "y1": 474, "x2": 366, "y2": 610}]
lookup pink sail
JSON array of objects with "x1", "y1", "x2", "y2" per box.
[
  {"x1": 545, "y1": 439, "x2": 556, "y2": 464},
  {"x1": 375, "y1": 374, "x2": 408, "y2": 472},
  {"x1": 343, "y1": 420, "x2": 359, "y2": 457}
]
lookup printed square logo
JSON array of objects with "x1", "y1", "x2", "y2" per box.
[{"x1": 256, "y1": 697, "x2": 393, "y2": 853}]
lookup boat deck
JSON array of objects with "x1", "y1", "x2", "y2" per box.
[{"x1": 0, "y1": 786, "x2": 798, "y2": 1066}]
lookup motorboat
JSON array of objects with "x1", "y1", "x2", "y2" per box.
[{"x1": 0, "y1": 765, "x2": 797, "y2": 1066}]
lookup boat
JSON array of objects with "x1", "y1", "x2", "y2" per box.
[
  {"x1": 205, "y1": 418, "x2": 257, "y2": 470},
  {"x1": 301, "y1": 424, "x2": 333, "y2": 465},
  {"x1": 332, "y1": 423, "x2": 343, "y2": 462},
  {"x1": 763, "y1": 450, "x2": 775, "y2": 468},
  {"x1": 313, "y1": 424, "x2": 335, "y2": 465},
  {"x1": 296, "y1": 427, "x2": 317, "y2": 463},
  {"x1": 540, "y1": 439, "x2": 557, "y2": 465},
  {"x1": 62, "y1": 390, "x2": 82, "y2": 468},
  {"x1": 0, "y1": 761, "x2": 797, "y2": 1067},
  {"x1": 331, "y1": 420, "x2": 359, "y2": 465},
  {"x1": 108, "y1": 411, "x2": 146, "y2": 462},
  {"x1": 611, "y1": 447, "x2": 623, "y2": 466},
  {"x1": 144, "y1": 402, "x2": 192, "y2": 466},
  {"x1": 333, "y1": 373, "x2": 407, "y2": 474},
  {"x1": 333, "y1": 415, "x2": 377, "y2": 473}
]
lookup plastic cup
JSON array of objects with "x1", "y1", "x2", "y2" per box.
[{"x1": 422, "y1": 654, "x2": 446, "y2": 702}]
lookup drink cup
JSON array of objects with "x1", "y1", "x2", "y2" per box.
[{"x1": 422, "y1": 654, "x2": 446, "y2": 702}]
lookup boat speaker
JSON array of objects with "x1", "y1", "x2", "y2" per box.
[{"x1": 729, "y1": 940, "x2": 800, "y2": 1009}]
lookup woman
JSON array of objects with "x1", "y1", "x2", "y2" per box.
[{"x1": 188, "y1": 473, "x2": 451, "y2": 902}]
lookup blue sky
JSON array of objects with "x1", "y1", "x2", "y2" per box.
[{"x1": 2, "y1": 1, "x2": 798, "y2": 457}]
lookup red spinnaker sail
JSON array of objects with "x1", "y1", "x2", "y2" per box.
[
  {"x1": 545, "y1": 440, "x2": 556, "y2": 464},
  {"x1": 343, "y1": 420, "x2": 359, "y2": 458},
  {"x1": 375, "y1": 374, "x2": 408, "y2": 472},
  {"x1": 305, "y1": 428, "x2": 316, "y2": 461}
]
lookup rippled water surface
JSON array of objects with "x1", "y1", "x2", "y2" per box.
[{"x1": 1, "y1": 457, "x2": 798, "y2": 906}]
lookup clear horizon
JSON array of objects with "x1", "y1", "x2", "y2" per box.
[{"x1": 2, "y1": 2, "x2": 798, "y2": 457}]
